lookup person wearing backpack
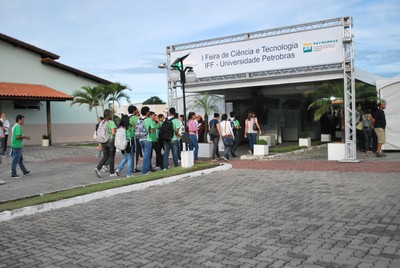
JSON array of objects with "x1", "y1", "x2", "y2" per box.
[
  {"x1": 95, "y1": 109, "x2": 117, "y2": 178},
  {"x1": 127, "y1": 105, "x2": 140, "y2": 174},
  {"x1": 149, "y1": 111, "x2": 163, "y2": 170},
  {"x1": 209, "y1": 113, "x2": 222, "y2": 161},
  {"x1": 127, "y1": 105, "x2": 141, "y2": 173},
  {"x1": 162, "y1": 107, "x2": 181, "y2": 170},
  {"x1": 115, "y1": 115, "x2": 134, "y2": 177},
  {"x1": 137, "y1": 106, "x2": 154, "y2": 175},
  {"x1": 229, "y1": 111, "x2": 241, "y2": 157}
]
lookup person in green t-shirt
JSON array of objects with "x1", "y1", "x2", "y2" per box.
[
  {"x1": 139, "y1": 106, "x2": 153, "y2": 175},
  {"x1": 149, "y1": 111, "x2": 163, "y2": 170},
  {"x1": 11, "y1": 114, "x2": 31, "y2": 178},
  {"x1": 95, "y1": 109, "x2": 117, "y2": 178}
]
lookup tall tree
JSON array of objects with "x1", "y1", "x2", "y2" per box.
[
  {"x1": 143, "y1": 96, "x2": 166, "y2": 105},
  {"x1": 188, "y1": 93, "x2": 222, "y2": 142},
  {"x1": 70, "y1": 85, "x2": 103, "y2": 119},
  {"x1": 104, "y1": 82, "x2": 131, "y2": 116}
]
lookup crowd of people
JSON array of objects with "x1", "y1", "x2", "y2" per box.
[
  {"x1": 356, "y1": 101, "x2": 387, "y2": 157},
  {"x1": 0, "y1": 100, "x2": 388, "y2": 185},
  {"x1": 93, "y1": 106, "x2": 263, "y2": 178}
]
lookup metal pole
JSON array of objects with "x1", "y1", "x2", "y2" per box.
[{"x1": 179, "y1": 60, "x2": 189, "y2": 151}]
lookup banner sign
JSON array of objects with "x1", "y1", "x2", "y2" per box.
[{"x1": 170, "y1": 26, "x2": 343, "y2": 78}]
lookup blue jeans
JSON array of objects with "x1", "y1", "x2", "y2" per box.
[
  {"x1": 11, "y1": 148, "x2": 29, "y2": 176},
  {"x1": 223, "y1": 143, "x2": 232, "y2": 159},
  {"x1": 163, "y1": 139, "x2": 179, "y2": 169},
  {"x1": 118, "y1": 140, "x2": 135, "y2": 176},
  {"x1": 363, "y1": 128, "x2": 373, "y2": 151},
  {"x1": 140, "y1": 140, "x2": 152, "y2": 174},
  {"x1": 189, "y1": 134, "x2": 199, "y2": 160},
  {"x1": 248, "y1": 133, "x2": 257, "y2": 153}
]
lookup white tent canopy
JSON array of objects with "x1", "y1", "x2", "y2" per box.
[{"x1": 377, "y1": 76, "x2": 400, "y2": 150}]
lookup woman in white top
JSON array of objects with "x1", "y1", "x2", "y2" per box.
[
  {"x1": 244, "y1": 112, "x2": 262, "y2": 155},
  {"x1": 220, "y1": 114, "x2": 235, "y2": 161}
]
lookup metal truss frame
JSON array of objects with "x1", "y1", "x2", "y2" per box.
[
  {"x1": 341, "y1": 17, "x2": 359, "y2": 162},
  {"x1": 166, "y1": 17, "x2": 357, "y2": 161}
]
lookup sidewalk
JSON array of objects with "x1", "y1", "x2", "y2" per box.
[{"x1": 0, "y1": 143, "x2": 399, "y2": 203}]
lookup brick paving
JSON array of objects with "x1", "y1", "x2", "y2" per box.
[{"x1": 0, "y1": 144, "x2": 399, "y2": 267}]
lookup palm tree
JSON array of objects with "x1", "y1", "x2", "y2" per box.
[
  {"x1": 188, "y1": 93, "x2": 222, "y2": 142},
  {"x1": 70, "y1": 85, "x2": 103, "y2": 119},
  {"x1": 306, "y1": 81, "x2": 378, "y2": 121},
  {"x1": 305, "y1": 80, "x2": 378, "y2": 140},
  {"x1": 104, "y1": 82, "x2": 131, "y2": 116}
]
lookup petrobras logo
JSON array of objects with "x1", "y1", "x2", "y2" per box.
[
  {"x1": 303, "y1": 43, "x2": 313, "y2": 53},
  {"x1": 303, "y1": 39, "x2": 339, "y2": 53}
]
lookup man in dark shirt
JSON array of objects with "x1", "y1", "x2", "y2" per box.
[{"x1": 372, "y1": 101, "x2": 387, "y2": 157}]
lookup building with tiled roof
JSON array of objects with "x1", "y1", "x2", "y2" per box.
[{"x1": 0, "y1": 33, "x2": 113, "y2": 145}]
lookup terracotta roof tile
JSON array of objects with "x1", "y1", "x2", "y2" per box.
[{"x1": 0, "y1": 82, "x2": 73, "y2": 100}]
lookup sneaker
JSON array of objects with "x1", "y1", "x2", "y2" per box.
[
  {"x1": 115, "y1": 169, "x2": 121, "y2": 176},
  {"x1": 133, "y1": 168, "x2": 141, "y2": 173},
  {"x1": 110, "y1": 173, "x2": 118, "y2": 177},
  {"x1": 0, "y1": 180, "x2": 5, "y2": 185},
  {"x1": 94, "y1": 169, "x2": 102, "y2": 178},
  {"x1": 376, "y1": 153, "x2": 386, "y2": 158},
  {"x1": 248, "y1": 150, "x2": 253, "y2": 155},
  {"x1": 126, "y1": 174, "x2": 132, "y2": 178},
  {"x1": 230, "y1": 151, "x2": 237, "y2": 158},
  {"x1": 23, "y1": 170, "x2": 31, "y2": 175},
  {"x1": 222, "y1": 156, "x2": 230, "y2": 162},
  {"x1": 211, "y1": 159, "x2": 218, "y2": 162},
  {"x1": 11, "y1": 175, "x2": 21, "y2": 179},
  {"x1": 102, "y1": 166, "x2": 109, "y2": 172}
]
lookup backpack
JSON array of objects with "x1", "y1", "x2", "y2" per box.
[
  {"x1": 209, "y1": 122, "x2": 219, "y2": 137},
  {"x1": 229, "y1": 118, "x2": 237, "y2": 135},
  {"x1": 135, "y1": 117, "x2": 148, "y2": 140},
  {"x1": 114, "y1": 126, "x2": 128, "y2": 150},
  {"x1": 159, "y1": 118, "x2": 174, "y2": 142},
  {"x1": 96, "y1": 120, "x2": 110, "y2": 143}
]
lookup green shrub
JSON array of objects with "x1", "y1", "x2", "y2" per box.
[
  {"x1": 256, "y1": 139, "x2": 268, "y2": 145},
  {"x1": 299, "y1": 132, "x2": 309, "y2": 138}
]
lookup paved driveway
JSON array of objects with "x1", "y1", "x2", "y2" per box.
[{"x1": 0, "y1": 145, "x2": 399, "y2": 267}]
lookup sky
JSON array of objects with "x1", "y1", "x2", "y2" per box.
[{"x1": 1, "y1": 0, "x2": 399, "y2": 104}]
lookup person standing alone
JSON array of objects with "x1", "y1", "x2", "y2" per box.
[
  {"x1": 11, "y1": 114, "x2": 31, "y2": 178},
  {"x1": 372, "y1": 101, "x2": 387, "y2": 157}
]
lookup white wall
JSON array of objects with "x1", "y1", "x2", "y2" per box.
[{"x1": 0, "y1": 40, "x2": 109, "y2": 144}]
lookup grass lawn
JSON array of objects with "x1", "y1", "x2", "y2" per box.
[{"x1": 0, "y1": 162, "x2": 219, "y2": 212}]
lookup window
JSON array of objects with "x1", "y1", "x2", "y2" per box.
[{"x1": 14, "y1": 100, "x2": 41, "y2": 110}]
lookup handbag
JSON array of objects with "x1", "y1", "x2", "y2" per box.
[
  {"x1": 356, "y1": 121, "x2": 364, "y2": 131},
  {"x1": 253, "y1": 123, "x2": 259, "y2": 131},
  {"x1": 223, "y1": 136, "x2": 234, "y2": 146}
]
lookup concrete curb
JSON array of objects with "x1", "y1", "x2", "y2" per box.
[
  {"x1": 0, "y1": 164, "x2": 232, "y2": 222},
  {"x1": 240, "y1": 144, "x2": 327, "y2": 160}
]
